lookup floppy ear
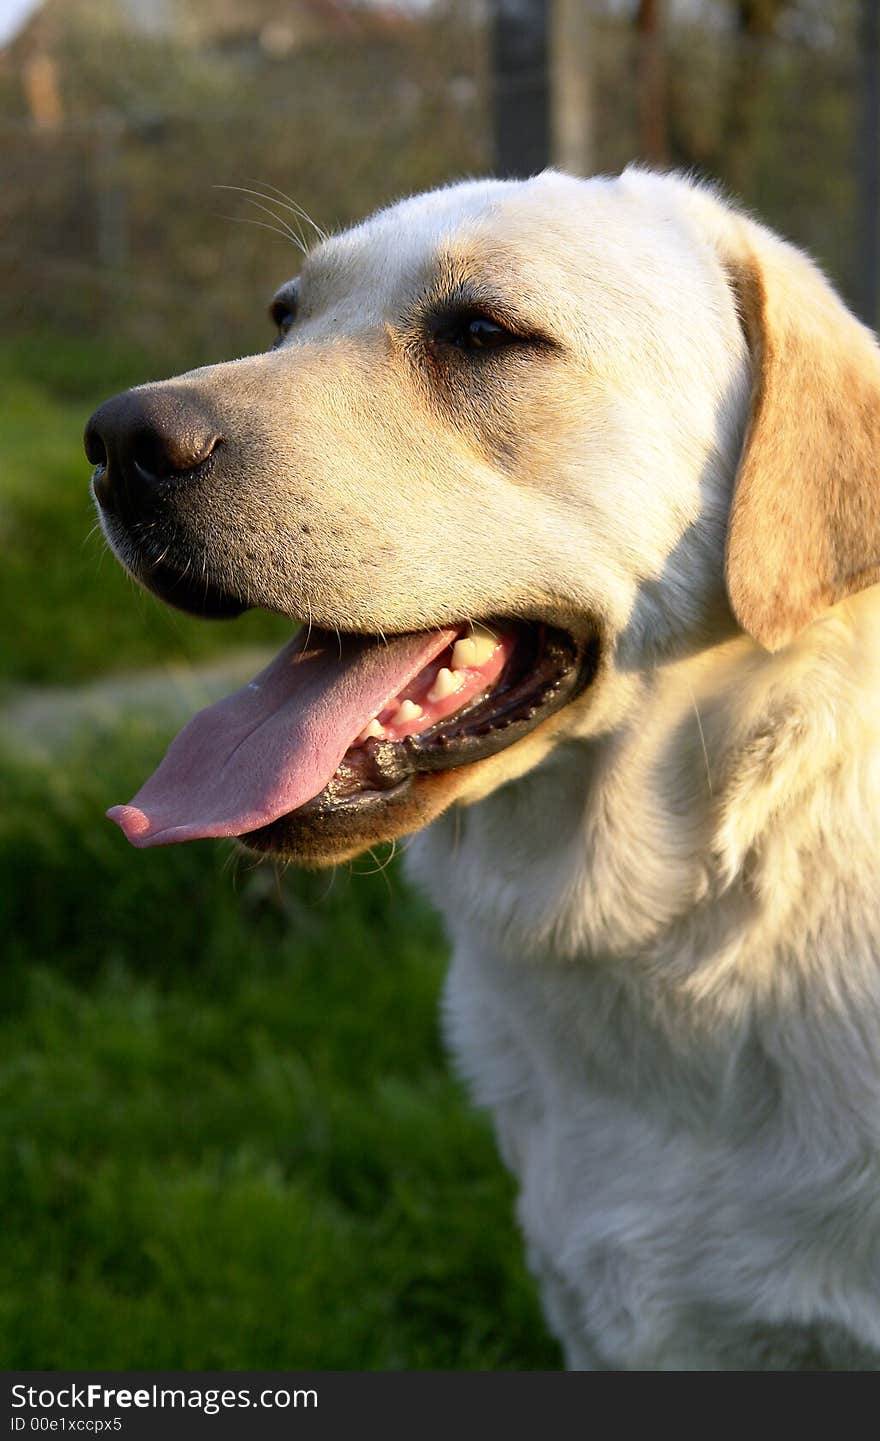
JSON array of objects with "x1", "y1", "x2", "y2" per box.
[{"x1": 722, "y1": 226, "x2": 880, "y2": 651}]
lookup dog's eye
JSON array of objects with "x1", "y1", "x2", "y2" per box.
[
  {"x1": 437, "y1": 312, "x2": 518, "y2": 353},
  {"x1": 269, "y1": 293, "x2": 298, "y2": 347}
]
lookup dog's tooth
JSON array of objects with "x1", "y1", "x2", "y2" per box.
[
  {"x1": 452, "y1": 637, "x2": 478, "y2": 669},
  {"x1": 428, "y1": 667, "x2": 464, "y2": 703},
  {"x1": 395, "y1": 699, "x2": 423, "y2": 723},
  {"x1": 470, "y1": 633, "x2": 497, "y2": 666},
  {"x1": 357, "y1": 718, "x2": 384, "y2": 743}
]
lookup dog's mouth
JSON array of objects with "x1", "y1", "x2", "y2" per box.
[{"x1": 108, "y1": 617, "x2": 596, "y2": 850}]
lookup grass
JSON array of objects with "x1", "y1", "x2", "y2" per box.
[
  {"x1": 0, "y1": 726, "x2": 558, "y2": 1369},
  {"x1": 1, "y1": 337, "x2": 560, "y2": 1370}
]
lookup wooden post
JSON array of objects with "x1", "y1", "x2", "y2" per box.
[
  {"x1": 636, "y1": 0, "x2": 667, "y2": 166},
  {"x1": 858, "y1": 0, "x2": 880, "y2": 327},
  {"x1": 490, "y1": 0, "x2": 550, "y2": 178},
  {"x1": 551, "y1": 0, "x2": 593, "y2": 176}
]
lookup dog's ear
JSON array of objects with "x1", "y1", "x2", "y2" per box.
[{"x1": 722, "y1": 227, "x2": 880, "y2": 651}]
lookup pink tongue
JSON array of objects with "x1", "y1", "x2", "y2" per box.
[{"x1": 108, "y1": 628, "x2": 456, "y2": 848}]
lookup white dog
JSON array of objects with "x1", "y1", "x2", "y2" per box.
[{"x1": 87, "y1": 167, "x2": 880, "y2": 1369}]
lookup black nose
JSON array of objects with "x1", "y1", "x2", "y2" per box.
[{"x1": 85, "y1": 387, "x2": 221, "y2": 516}]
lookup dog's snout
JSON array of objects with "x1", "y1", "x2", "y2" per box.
[{"x1": 85, "y1": 388, "x2": 221, "y2": 515}]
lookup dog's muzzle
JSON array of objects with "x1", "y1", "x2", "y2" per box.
[{"x1": 84, "y1": 385, "x2": 251, "y2": 618}]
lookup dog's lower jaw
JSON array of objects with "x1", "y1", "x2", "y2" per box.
[
  {"x1": 240, "y1": 709, "x2": 586, "y2": 866},
  {"x1": 239, "y1": 767, "x2": 472, "y2": 867}
]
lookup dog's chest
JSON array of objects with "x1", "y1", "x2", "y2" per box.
[{"x1": 440, "y1": 937, "x2": 880, "y2": 1370}]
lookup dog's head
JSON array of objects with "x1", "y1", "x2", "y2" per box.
[{"x1": 86, "y1": 169, "x2": 880, "y2": 865}]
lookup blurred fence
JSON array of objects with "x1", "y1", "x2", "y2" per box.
[
  {"x1": 0, "y1": 0, "x2": 873, "y2": 371},
  {"x1": 0, "y1": 2, "x2": 488, "y2": 366}
]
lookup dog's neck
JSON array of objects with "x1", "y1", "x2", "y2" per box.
[{"x1": 408, "y1": 590, "x2": 880, "y2": 1057}]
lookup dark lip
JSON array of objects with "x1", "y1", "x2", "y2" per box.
[
  {"x1": 136, "y1": 559, "x2": 248, "y2": 619},
  {"x1": 241, "y1": 622, "x2": 600, "y2": 850},
  {"x1": 92, "y1": 492, "x2": 248, "y2": 618}
]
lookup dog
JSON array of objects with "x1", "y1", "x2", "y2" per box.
[{"x1": 85, "y1": 167, "x2": 880, "y2": 1369}]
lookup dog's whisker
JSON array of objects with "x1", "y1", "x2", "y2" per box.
[
  {"x1": 238, "y1": 194, "x2": 307, "y2": 251},
  {"x1": 685, "y1": 679, "x2": 713, "y2": 798},
  {"x1": 217, "y1": 183, "x2": 309, "y2": 250},
  {"x1": 215, "y1": 185, "x2": 313, "y2": 253},
  {"x1": 221, "y1": 844, "x2": 243, "y2": 891},
  {"x1": 462, "y1": 614, "x2": 499, "y2": 642},
  {"x1": 217, "y1": 212, "x2": 307, "y2": 256},
  {"x1": 357, "y1": 843, "x2": 396, "y2": 889},
  {"x1": 244, "y1": 178, "x2": 328, "y2": 242}
]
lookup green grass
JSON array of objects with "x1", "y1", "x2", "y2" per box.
[{"x1": 0, "y1": 724, "x2": 559, "y2": 1369}]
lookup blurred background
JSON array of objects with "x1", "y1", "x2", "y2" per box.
[{"x1": 1, "y1": 0, "x2": 877, "y2": 1369}]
